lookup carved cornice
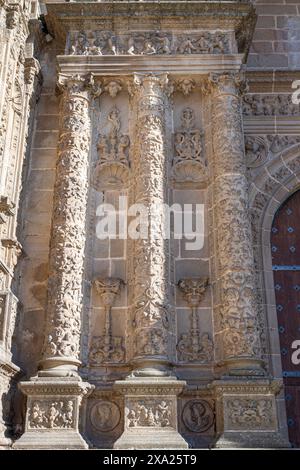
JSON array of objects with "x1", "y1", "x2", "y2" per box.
[
  {"x1": 210, "y1": 379, "x2": 283, "y2": 397},
  {"x1": 19, "y1": 380, "x2": 94, "y2": 397}
]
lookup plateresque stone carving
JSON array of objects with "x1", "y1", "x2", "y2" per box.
[
  {"x1": 69, "y1": 31, "x2": 231, "y2": 56},
  {"x1": 182, "y1": 400, "x2": 214, "y2": 433},
  {"x1": 173, "y1": 108, "x2": 207, "y2": 183},
  {"x1": 89, "y1": 277, "x2": 125, "y2": 365},
  {"x1": 243, "y1": 94, "x2": 300, "y2": 116},
  {"x1": 92, "y1": 106, "x2": 130, "y2": 190},
  {"x1": 90, "y1": 400, "x2": 121, "y2": 432},
  {"x1": 226, "y1": 398, "x2": 275, "y2": 430},
  {"x1": 177, "y1": 278, "x2": 213, "y2": 363},
  {"x1": 28, "y1": 400, "x2": 75, "y2": 429},
  {"x1": 126, "y1": 399, "x2": 172, "y2": 428},
  {"x1": 245, "y1": 136, "x2": 268, "y2": 168}
]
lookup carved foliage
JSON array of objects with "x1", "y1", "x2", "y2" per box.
[{"x1": 28, "y1": 400, "x2": 75, "y2": 429}]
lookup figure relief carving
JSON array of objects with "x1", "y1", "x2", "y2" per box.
[
  {"x1": 177, "y1": 278, "x2": 213, "y2": 363},
  {"x1": 90, "y1": 400, "x2": 121, "y2": 432},
  {"x1": 89, "y1": 278, "x2": 125, "y2": 365},
  {"x1": 28, "y1": 400, "x2": 75, "y2": 429},
  {"x1": 69, "y1": 31, "x2": 231, "y2": 56},
  {"x1": 267, "y1": 135, "x2": 300, "y2": 154},
  {"x1": 104, "y1": 80, "x2": 122, "y2": 98},
  {"x1": 92, "y1": 106, "x2": 130, "y2": 190},
  {"x1": 243, "y1": 94, "x2": 300, "y2": 116},
  {"x1": 173, "y1": 108, "x2": 207, "y2": 183},
  {"x1": 127, "y1": 399, "x2": 172, "y2": 428},
  {"x1": 245, "y1": 136, "x2": 268, "y2": 168},
  {"x1": 182, "y1": 400, "x2": 214, "y2": 433},
  {"x1": 226, "y1": 398, "x2": 275, "y2": 430}
]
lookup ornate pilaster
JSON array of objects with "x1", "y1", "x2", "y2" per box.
[
  {"x1": 15, "y1": 74, "x2": 99, "y2": 449},
  {"x1": 114, "y1": 74, "x2": 187, "y2": 449},
  {"x1": 209, "y1": 72, "x2": 263, "y2": 377}
]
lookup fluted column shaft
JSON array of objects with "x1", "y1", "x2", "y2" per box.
[
  {"x1": 129, "y1": 74, "x2": 171, "y2": 377},
  {"x1": 210, "y1": 73, "x2": 263, "y2": 375},
  {"x1": 39, "y1": 76, "x2": 92, "y2": 376}
]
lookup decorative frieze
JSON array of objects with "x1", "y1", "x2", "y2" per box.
[
  {"x1": 126, "y1": 399, "x2": 172, "y2": 428},
  {"x1": 243, "y1": 94, "x2": 300, "y2": 116},
  {"x1": 225, "y1": 398, "x2": 275, "y2": 431},
  {"x1": 68, "y1": 30, "x2": 231, "y2": 56}
]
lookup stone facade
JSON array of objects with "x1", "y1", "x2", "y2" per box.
[{"x1": 0, "y1": 0, "x2": 298, "y2": 449}]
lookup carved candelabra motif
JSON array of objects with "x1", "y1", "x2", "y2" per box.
[
  {"x1": 173, "y1": 108, "x2": 207, "y2": 183},
  {"x1": 89, "y1": 277, "x2": 125, "y2": 365},
  {"x1": 92, "y1": 106, "x2": 130, "y2": 189},
  {"x1": 176, "y1": 278, "x2": 213, "y2": 363}
]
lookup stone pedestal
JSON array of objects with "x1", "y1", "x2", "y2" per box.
[
  {"x1": 113, "y1": 379, "x2": 188, "y2": 449},
  {"x1": 212, "y1": 379, "x2": 290, "y2": 448},
  {"x1": 14, "y1": 378, "x2": 93, "y2": 449}
]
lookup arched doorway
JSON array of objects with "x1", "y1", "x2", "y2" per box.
[{"x1": 271, "y1": 190, "x2": 300, "y2": 447}]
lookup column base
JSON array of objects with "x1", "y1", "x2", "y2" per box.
[
  {"x1": 212, "y1": 378, "x2": 291, "y2": 449},
  {"x1": 14, "y1": 377, "x2": 94, "y2": 450},
  {"x1": 215, "y1": 431, "x2": 290, "y2": 449},
  {"x1": 113, "y1": 378, "x2": 188, "y2": 450}
]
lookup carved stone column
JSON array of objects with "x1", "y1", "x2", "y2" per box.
[
  {"x1": 114, "y1": 74, "x2": 187, "y2": 449},
  {"x1": 210, "y1": 72, "x2": 263, "y2": 377},
  {"x1": 15, "y1": 75, "x2": 98, "y2": 449},
  {"x1": 209, "y1": 73, "x2": 289, "y2": 448}
]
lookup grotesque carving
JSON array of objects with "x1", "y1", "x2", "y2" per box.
[
  {"x1": 89, "y1": 278, "x2": 125, "y2": 365},
  {"x1": 127, "y1": 399, "x2": 172, "y2": 428},
  {"x1": 69, "y1": 30, "x2": 231, "y2": 56},
  {"x1": 177, "y1": 278, "x2": 213, "y2": 363},
  {"x1": 28, "y1": 400, "x2": 75, "y2": 429},
  {"x1": 173, "y1": 108, "x2": 207, "y2": 183},
  {"x1": 104, "y1": 80, "x2": 122, "y2": 98},
  {"x1": 245, "y1": 136, "x2": 268, "y2": 168},
  {"x1": 176, "y1": 79, "x2": 195, "y2": 96},
  {"x1": 92, "y1": 107, "x2": 130, "y2": 190},
  {"x1": 226, "y1": 398, "x2": 275, "y2": 430},
  {"x1": 90, "y1": 400, "x2": 121, "y2": 432},
  {"x1": 182, "y1": 400, "x2": 214, "y2": 433}
]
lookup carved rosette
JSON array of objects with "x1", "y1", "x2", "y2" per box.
[
  {"x1": 128, "y1": 74, "x2": 171, "y2": 375},
  {"x1": 210, "y1": 73, "x2": 263, "y2": 375},
  {"x1": 40, "y1": 75, "x2": 94, "y2": 375}
]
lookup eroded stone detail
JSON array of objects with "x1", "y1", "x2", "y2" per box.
[
  {"x1": 226, "y1": 398, "x2": 275, "y2": 430},
  {"x1": 173, "y1": 108, "x2": 207, "y2": 183},
  {"x1": 69, "y1": 30, "x2": 231, "y2": 56},
  {"x1": 89, "y1": 278, "x2": 125, "y2": 365},
  {"x1": 182, "y1": 400, "x2": 214, "y2": 433},
  {"x1": 245, "y1": 136, "x2": 268, "y2": 168},
  {"x1": 90, "y1": 400, "x2": 121, "y2": 432},
  {"x1": 243, "y1": 94, "x2": 300, "y2": 116},
  {"x1": 28, "y1": 400, "x2": 75, "y2": 429},
  {"x1": 92, "y1": 106, "x2": 130, "y2": 190},
  {"x1": 126, "y1": 399, "x2": 172, "y2": 428}
]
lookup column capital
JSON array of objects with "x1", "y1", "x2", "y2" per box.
[
  {"x1": 206, "y1": 71, "x2": 248, "y2": 97},
  {"x1": 57, "y1": 73, "x2": 102, "y2": 98},
  {"x1": 128, "y1": 72, "x2": 173, "y2": 98},
  {"x1": 94, "y1": 277, "x2": 123, "y2": 307}
]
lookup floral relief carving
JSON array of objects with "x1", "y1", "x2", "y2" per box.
[
  {"x1": 127, "y1": 399, "x2": 172, "y2": 428},
  {"x1": 226, "y1": 398, "x2": 275, "y2": 430},
  {"x1": 92, "y1": 106, "x2": 130, "y2": 190},
  {"x1": 69, "y1": 30, "x2": 231, "y2": 56},
  {"x1": 173, "y1": 108, "x2": 207, "y2": 183},
  {"x1": 28, "y1": 400, "x2": 75, "y2": 429}
]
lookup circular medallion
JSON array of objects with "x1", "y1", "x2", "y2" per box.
[
  {"x1": 182, "y1": 399, "x2": 214, "y2": 433},
  {"x1": 90, "y1": 400, "x2": 121, "y2": 432}
]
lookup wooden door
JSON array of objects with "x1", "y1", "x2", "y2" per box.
[{"x1": 271, "y1": 190, "x2": 300, "y2": 448}]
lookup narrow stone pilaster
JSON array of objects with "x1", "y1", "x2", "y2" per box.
[
  {"x1": 114, "y1": 74, "x2": 187, "y2": 449},
  {"x1": 14, "y1": 74, "x2": 100, "y2": 449},
  {"x1": 210, "y1": 72, "x2": 264, "y2": 377}
]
